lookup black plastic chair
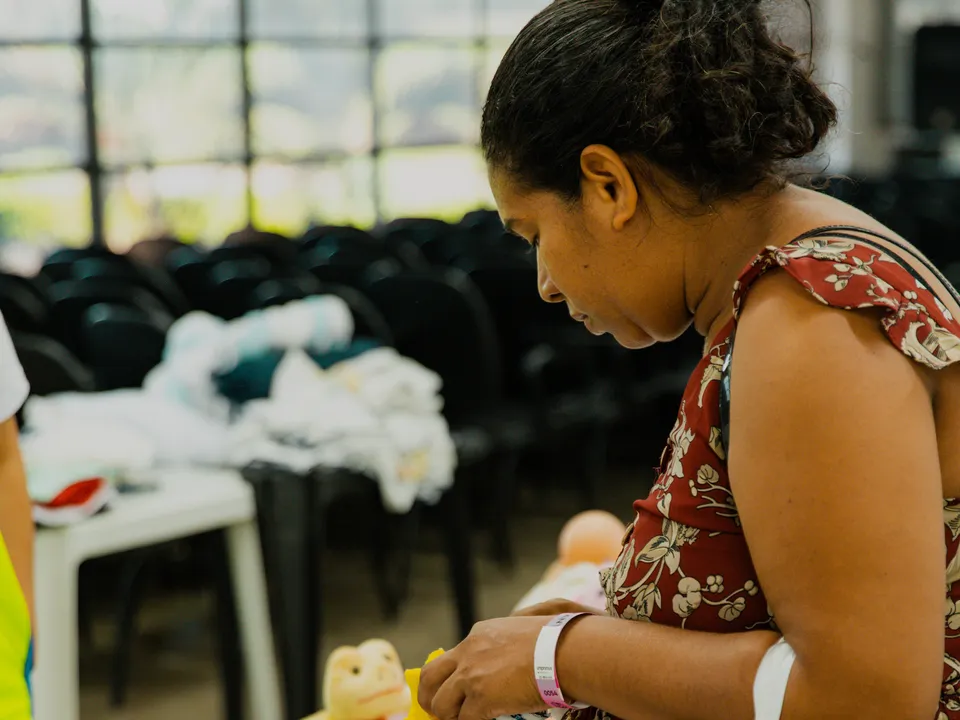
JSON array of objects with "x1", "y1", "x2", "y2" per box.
[
  {"x1": 0, "y1": 275, "x2": 49, "y2": 335},
  {"x1": 302, "y1": 246, "x2": 404, "y2": 290},
  {"x1": 39, "y1": 246, "x2": 116, "y2": 283},
  {"x1": 167, "y1": 246, "x2": 216, "y2": 313},
  {"x1": 47, "y1": 281, "x2": 172, "y2": 361},
  {"x1": 303, "y1": 225, "x2": 428, "y2": 271},
  {"x1": 220, "y1": 228, "x2": 299, "y2": 271},
  {"x1": 81, "y1": 304, "x2": 170, "y2": 390},
  {"x1": 378, "y1": 220, "x2": 464, "y2": 266},
  {"x1": 11, "y1": 332, "x2": 95, "y2": 396},
  {"x1": 207, "y1": 258, "x2": 273, "y2": 320},
  {"x1": 363, "y1": 267, "x2": 537, "y2": 569},
  {"x1": 72, "y1": 256, "x2": 191, "y2": 317},
  {"x1": 454, "y1": 255, "x2": 623, "y2": 505},
  {"x1": 459, "y1": 208, "x2": 502, "y2": 235},
  {"x1": 249, "y1": 276, "x2": 321, "y2": 309},
  {"x1": 300, "y1": 225, "x2": 380, "y2": 253}
]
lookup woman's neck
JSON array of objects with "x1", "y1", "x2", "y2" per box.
[{"x1": 686, "y1": 185, "x2": 811, "y2": 346}]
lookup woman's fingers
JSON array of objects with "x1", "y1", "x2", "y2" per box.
[
  {"x1": 456, "y1": 696, "x2": 487, "y2": 720},
  {"x1": 418, "y1": 650, "x2": 459, "y2": 715},
  {"x1": 427, "y1": 669, "x2": 466, "y2": 720}
]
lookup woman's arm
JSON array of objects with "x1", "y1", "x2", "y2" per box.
[
  {"x1": 0, "y1": 417, "x2": 33, "y2": 632},
  {"x1": 556, "y1": 273, "x2": 945, "y2": 720}
]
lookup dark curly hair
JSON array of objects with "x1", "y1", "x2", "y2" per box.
[{"x1": 481, "y1": 0, "x2": 838, "y2": 205}]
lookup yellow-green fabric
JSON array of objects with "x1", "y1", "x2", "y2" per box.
[{"x1": 0, "y1": 532, "x2": 31, "y2": 719}]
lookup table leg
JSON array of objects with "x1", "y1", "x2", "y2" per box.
[
  {"x1": 33, "y1": 530, "x2": 78, "y2": 720},
  {"x1": 226, "y1": 519, "x2": 283, "y2": 720}
]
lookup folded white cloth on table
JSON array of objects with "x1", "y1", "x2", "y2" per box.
[
  {"x1": 19, "y1": 389, "x2": 233, "y2": 502},
  {"x1": 230, "y1": 349, "x2": 456, "y2": 513},
  {"x1": 327, "y1": 347, "x2": 443, "y2": 415},
  {"x1": 144, "y1": 296, "x2": 354, "y2": 421},
  {"x1": 21, "y1": 298, "x2": 454, "y2": 515}
]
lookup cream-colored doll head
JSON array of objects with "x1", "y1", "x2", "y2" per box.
[{"x1": 322, "y1": 639, "x2": 410, "y2": 720}]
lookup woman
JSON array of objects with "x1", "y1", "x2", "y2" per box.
[{"x1": 418, "y1": 1, "x2": 958, "y2": 719}]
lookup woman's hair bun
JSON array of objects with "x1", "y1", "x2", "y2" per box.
[{"x1": 482, "y1": 0, "x2": 838, "y2": 203}]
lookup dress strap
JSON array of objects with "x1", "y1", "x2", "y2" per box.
[{"x1": 788, "y1": 225, "x2": 960, "y2": 309}]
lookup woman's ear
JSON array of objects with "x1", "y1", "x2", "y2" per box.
[{"x1": 579, "y1": 145, "x2": 640, "y2": 231}]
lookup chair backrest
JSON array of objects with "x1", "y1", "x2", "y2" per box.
[
  {"x1": 362, "y1": 268, "x2": 502, "y2": 422},
  {"x1": 313, "y1": 282, "x2": 393, "y2": 346},
  {"x1": 300, "y1": 225, "x2": 379, "y2": 254},
  {"x1": 82, "y1": 303, "x2": 169, "y2": 390},
  {"x1": 40, "y1": 246, "x2": 116, "y2": 283},
  {"x1": 47, "y1": 280, "x2": 171, "y2": 359},
  {"x1": 458, "y1": 262, "x2": 578, "y2": 394},
  {"x1": 459, "y1": 209, "x2": 502, "y2": 235},
  {"x1": 71, "y1": 255, "x2": 190, "y2": 317},
  {"x1": 379, "y1": 220, "x2": 461, "y2": 266},
  {"x1": 302, "y1": 247, "x2": 403, "y2": 291},
  {"x1": 12, "y1": 332, "x2": 95, "y2": 396},
  {"x1": 167, "y1": 246, "x2": 216, "y2": 312},
  {"x1": 208, "y1": 258, "x2": 273, "y2": 319},
  {"x1": 221, "y1": 228, "x2": 298, "y2": 269},
  {"x1": 250, "y1": 276, "x2": 322, "y2": 310},
  {"x1": 0, "y1": 275, "x2": 49, "y2": 335}
]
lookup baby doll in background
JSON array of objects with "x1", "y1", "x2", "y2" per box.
[{"x1": 514, "y1": 510, "x2": 625, "y2": 613}]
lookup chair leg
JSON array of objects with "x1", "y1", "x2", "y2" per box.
[
  {"x1": 77, "y1": 568, "x2": 94, "y2": 650},
  {"x1": 244, "y1": 463, "x2": 317, "y2": 720},
  {"x1": 209, "y1": 531, "x2": 244, "y2": 720},
  {"x1": 365, "y1": 484, "x2": 397, "y2": 620},
  {"x1": 109, "y1": 552, "x2": 149, "y2": 708},
  {"x1": 440, "y1": 476, "x2": 476, "y2": 639},
  {"x1": 369, "y1": 498, "x2": 421, "y2": 621},
  {"x1": 391, "y1": 504, "x2": 421, "y2": 612},
  {"x1": 490, "y1": 450, "x2": 520, "y2": 570}
]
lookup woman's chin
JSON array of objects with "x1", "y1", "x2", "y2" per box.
[{"x1": 613, "y1": 327, "x2": 655, "y2": 350}]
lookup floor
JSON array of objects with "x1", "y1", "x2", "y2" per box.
[{"x1": 74, "y1": 455, "x2": 657, "y2": 719}]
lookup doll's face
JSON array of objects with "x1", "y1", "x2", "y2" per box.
[{"x1": 324, "y1": 640, "x2": 410, "y2": 720}]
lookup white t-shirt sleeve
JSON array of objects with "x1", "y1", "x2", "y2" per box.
[{"x1": 0, "y1": 314, "x2": 29, "y2": 423}]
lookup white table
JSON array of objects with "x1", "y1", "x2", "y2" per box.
[{"x1": 32, "y1": 468, "x2": 283, "y2": 720}]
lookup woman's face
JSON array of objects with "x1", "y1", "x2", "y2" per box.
[{"x1": 488, "y1": 157, "x2": 694, "y2": 350}]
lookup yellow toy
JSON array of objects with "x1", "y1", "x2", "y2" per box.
[
  {"x1": 404, "y1": 649, "x2": 445, "y2": 720},
  {"x1": 404, "y1": 649, "x2": 555, "y2": 720},
  {"x1": 303, "y1": 640, "x2": 411, "y2": 720}
]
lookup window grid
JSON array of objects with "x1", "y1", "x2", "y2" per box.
[{"x1": 1, "y1": 0, "x2": 522, "y2": 247}]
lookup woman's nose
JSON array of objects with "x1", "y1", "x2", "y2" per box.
[{"x1": 537, "y1": 259, "x2": 564, "y2": 304}]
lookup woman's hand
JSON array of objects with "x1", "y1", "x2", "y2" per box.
[
  {"x1": 418, "y1": 616, "x2": 552, "y2": 720},
  {"x1": 512, "y1": 598, "x2": 605, "y2": 618}
]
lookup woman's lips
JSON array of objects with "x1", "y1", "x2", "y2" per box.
[
  {"x1": 584, "y1": 317, "x2": 604, "y2": 336},
  {"x1": 571, "y1": 313, "x2": 587, "y2": 322}
]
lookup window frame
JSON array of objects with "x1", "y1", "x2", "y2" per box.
[{"x1": 0, "y1": 0, "x2": 532, "y2": 246}]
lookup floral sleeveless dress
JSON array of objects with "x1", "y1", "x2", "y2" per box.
[{"x1": 592, "y1": 229, "x2": 960, "y2": 720}]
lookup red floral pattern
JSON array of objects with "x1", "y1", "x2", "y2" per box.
[{"x1": 587, "y1": 236, "x2": 960, "y2": 720}]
